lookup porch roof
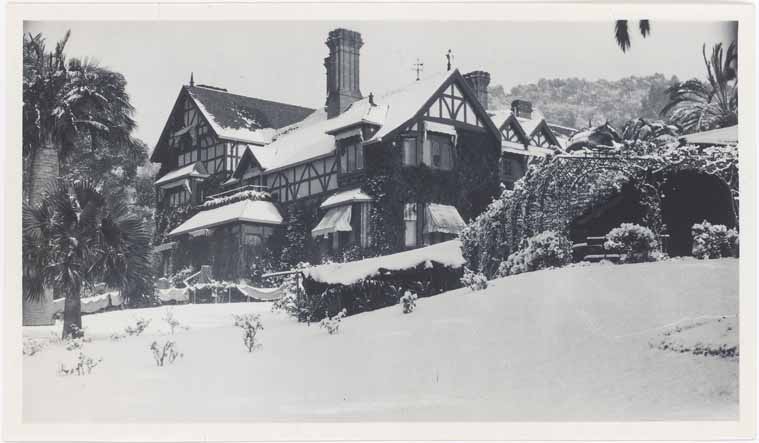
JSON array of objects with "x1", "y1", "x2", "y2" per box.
[{"x1": 168, "y1": 199, "x2": 283, "y2": 237}]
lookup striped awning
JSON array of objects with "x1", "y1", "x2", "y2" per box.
[
  {"x1": 424, "y1": 203, "x2": 466, "y2": 235},
  {"x1": 311, "y1": 205, "x2": 352, "y2": 238}
]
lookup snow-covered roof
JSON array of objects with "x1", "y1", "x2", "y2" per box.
[
  {"x1": 680, "y1": 125, "x2": 737, "y2": 146},
  {"x1": 168, "y1": 199, "x2": 283, "y2": 237},
  {"x1": 366, "y1": 70, "x2": 457, "y2": 143},
  {"x1": 155, "y1": 162, "x2": 210, "y2": 186},
  {"x1": 517, "y1": 116, "x2": 543, "y2": 136},
  {"x1": 489, "y1": 110, "x2": 513, "y2": 130},
  {"x1": 249, "y1": 100, "x2": 388, "y2": 172},
  {"x1": 320, "y1": 188, "x2": 373, "y2": 209},
  {"x1": 186, "y1": 85, "x2": 314, "y2": 145},
  {"x1": 302, "y1": 240, "x2": 466, "y2": 286}
]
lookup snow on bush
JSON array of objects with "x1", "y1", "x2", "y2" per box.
[
  {"x1": 124, "y1": 318, "x2": 151, "y2": 336},
  {"x1": 23, "y1": 338, "x2": 46, "y2": 356},
  {"x1": 232, "y1": 313, "x2": 264, "y2": 353},
  {"x1": 461, "y1": 268, "x2": 488, "y2": 291},
  {"x1": 149, "y1": 340, "x2": 183, "y2": 367},
  {"x1": 58, "y1": 352, "x2": 102, "y2": 376},
  {"x1": 691, "y1": 221, "x2": 739, "y2": 259},
  {"x1": 64, "y1": 337, "x2": 91, "y2": 351},
  {"x1": 109, "y1": 332, "x2": 127, "y2": 342},
  {"x1": 271, "y1": 262, "x2": 310, "y2": 319},
  {"x1": 498, "y1": 230, "x2": 572, "y2": 277},
  {"x1": 320, "y1": 309, "x2": 347, "y2": 335},
  {"x1": 400, "y1": 291, "x2": 418, "y2": 314},
  {"x1": 163, "y1": 308, "x2": 188, "y2": 335},
  {"x1": 169, "y1": 267, "x2": 195, "y2": 288},
  {"x1": 604, "y1": 223, "x2": 659, "y2": 263}
]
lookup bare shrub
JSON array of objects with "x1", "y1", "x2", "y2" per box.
[
  {"x1": 320, "y1": 309, "x2": 347, "y2": 335},
  {"x1": 163, "y1": 308, "x2": 188, "y2": 335},
  {"x1": 124, "y1": 318, "x2": 151, "y2": 336},
  {"x1": 58, "y1": 352, "x2": 102, "y2": 376},
  {"x1": 232, "y1": 313, "x2": 264, "y2": 352},
  {"x1": 149, "y1": 340, "x2": 183, "y2": 366}
]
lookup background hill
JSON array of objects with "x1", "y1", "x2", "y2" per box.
[{"x1": 489, "y1": 73, "x2": 679, "y2": 130}]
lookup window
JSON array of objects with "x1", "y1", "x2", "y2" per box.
[
  {"x1": 402, "y1": 137, "x2": 418, "y2": 166},
  {"x1": 425, "y1": 133, "x2": 454, "y2": 170},
  {"x1": 404, "y1": 203, "x2": 418, "y2": 248},
  {"x1": 244, "y1": 234, "x2": 263, "y2": 247},
  {"x1": 340, "y1": 142, "x2": 364, "y2": 173},
  {"x1": 167, "y1": 188, "x2": 190, "y2": 208}
]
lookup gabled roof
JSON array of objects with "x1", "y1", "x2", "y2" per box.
[
  {"x1": 187, "y1": 85, "x2": 314, "y2": 144},
  {"x1": 234, "y1": 69, "x2": 500, "y2": 176},
  {"x1": 155, "y1": 162, "x2": 209, "y2": 186},
  {"x1": 519, "y1": 117, "x2": 563, "y2": 148},
  {"x1": 151, "y1": 85, "x2": 315, "y2": 162},
  {"x1": 680, "y1": 125, "x2": 737, "y2": 146}
]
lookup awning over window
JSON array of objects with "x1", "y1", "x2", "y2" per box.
[
  {"x1": 424, "y1": 203, "x2": 466, "y2": 235},
  {"x1": 425, "y1": 121, "x2": 458, "y2": 137},
  {"x1": 320, "y1": 188, "x2": 373, "y2": 209},
  {"x1": 311, "y1": 205, "x2": 353, "y2": 238}
]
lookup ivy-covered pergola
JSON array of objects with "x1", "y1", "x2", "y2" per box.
[{"x1": 462, "y1": 142, "x2": 739, "y2": 276}]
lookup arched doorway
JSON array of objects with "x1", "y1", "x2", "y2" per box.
[
  {"x1": 569, "y1": 181, "x2": 648, "y2": 244},
  {"x1": 660, "y1": 170, "x2": 736, "y2": 256}
]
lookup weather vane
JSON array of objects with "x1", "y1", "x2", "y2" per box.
[
  {"x1": 412, "y1": 58, "x2": 424, "y2": 81},
  {"x1": 446, "y1": 49, "x2": 454, "y2": 71}
]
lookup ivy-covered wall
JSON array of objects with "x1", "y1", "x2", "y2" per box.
[{"x1": 364, "y1": 129, "x2": 501, "y2": 254}]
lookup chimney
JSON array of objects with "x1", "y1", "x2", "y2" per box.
[
  {"x1": 511, "y1": 99, "x2": 533, "y2": 119},
  {"x1": 324, "y1": 28, "x2": 363, "y2": 118},
  {"x1": 463, "y1": 71, "x2": 490, "y2": 110}
]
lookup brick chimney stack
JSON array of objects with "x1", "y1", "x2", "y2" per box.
[
  {"x1": 511, "y1": 99, "x2": 533, "y2": 119},
  {"x1": 324, "y1": 28, "x2": 363, "y2": 118},
  {"x1": 463, "y1": 71, "x2": 490, "y2": 110}
]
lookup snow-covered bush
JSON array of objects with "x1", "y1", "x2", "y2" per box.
[
  {"x1": 691, "y1": 221, "x2": 739, "y2": 259},
  {"x1": 604, "y1": 223, "x2": 658, "y2": 263},
  {"x1": 109, "y1": 332, "x2": 127, "y2": 342},
  {"x1": 169, "y1": 267, "x2": 194, "y2": 288},
  {"x1": 58, "y1": 352, "x2": 102, "y2": 376},
  {"x1": 163, "y1": 308, "x2": 188, "y2": 335},
  {"x1": 23, "y1": 338, "x2": 45, "y2": 356},
  {"x1": 461, "y1": 267, "x2": 488, "y2": 291},
  {"x1": 64, "y1": 337, "x2": 90, "y2": 351},
  {"x1": 320, "y1": 309, "x2": 347, "y2": 335},
  {"x1": 124, "y1": 317, "x2": 151, "y2": 336},
  {"x1": 400, "y1": 291, "x2": 418, "y2": 314},
  {"x1": 271, "y1": 262, "x2": 310, "y2": 319},
  {"x1": 232, "y1": 313, "x2": 264, "y2": 352},
  {"x1": 149, "y1": 340, "x2": 182, "y2": 367},
  {"x1": 499, "y1": 230, "x2": 573, "y2": 276}
]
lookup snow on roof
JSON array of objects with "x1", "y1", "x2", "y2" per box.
[
  {"x1": 186, "y1": 85, "x2": 314, "y2": 145},
  {"x1": 517, "y1": 116, "x2": 544, "y2": 136},
  {"x1": 367, "y1": 70, "x2": 457, "y2": 143},
  {"x1": 681, "y1": 125, "x2": 737, "y2": 146},
  {"x1": 302, "y1": 240, "x2": 466, "y2": 286},
  {"x1": 155, "y1": 162, "x2": 209, "y2": 186},
  {"x1": 250, "y1": 100, "x2": 389, "y2": 172},
  {"x1": 488, "y1": 110, "x2": 513, "y2": 130},
  {"x1": 168, "y1": 199, "x2": 283, "y2": 237},
  {"x1": 320, "y1": 188, "x2": 373, "y2": 209}
]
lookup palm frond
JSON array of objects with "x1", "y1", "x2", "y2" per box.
[
  {"x1": 615, "y1": 20, "x2": 631, "y2": 52},
  {"x1": 639, "y1": 20, "x2": 650, "y2": 38}
]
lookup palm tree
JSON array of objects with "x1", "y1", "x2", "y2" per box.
[
  {"x1": 23, "y1": 31, "x2": 136, "y2": 207},
  {"x1": 23, "y1": 179, "x2": 152, "y2": 338},
  {"x1": 615, "y1": 20, "x2": 651, "y2": 52},
  {"x1": 661, "y1": 42, "x2": 738, "y2": 133}
]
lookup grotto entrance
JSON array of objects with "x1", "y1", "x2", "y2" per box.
[
  {"x1": 660, "y1": 170, "x2": 736, "y2": 257},
  {"x1": 569, "y1": 181, "x2": 648, "y2": 245}
]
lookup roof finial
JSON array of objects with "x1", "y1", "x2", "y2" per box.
[
  {"x1": 446, "y1": 49, "x2": 454, "y2": 71},
  {"x1": 412, "y1": 58, "x2": 424, "y2": 81},
  {"x1": 190, "y1": 72, "x2": 194, "y2": 87}
]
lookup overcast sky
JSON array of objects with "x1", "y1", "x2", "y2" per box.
[{"x1": 24, "y1": 21, "x2": 735, "y2": 150}]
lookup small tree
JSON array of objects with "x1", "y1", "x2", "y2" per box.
[
  {"x1": 149, "y1": 340, "x2": 182, "y2": 366},
  {"x1": 232, "y1": 313, "x2": 264, "y2": 352}
]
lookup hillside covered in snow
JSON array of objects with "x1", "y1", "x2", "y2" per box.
[{"x1": 23, "y1": 258, "x2": 738, "y2": 422}]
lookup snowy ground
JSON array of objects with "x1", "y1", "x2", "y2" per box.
[{"x1": 22, "y1": 258, "x2": 738, "y2": 422}]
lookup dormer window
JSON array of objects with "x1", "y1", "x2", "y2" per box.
[{"x1": 340, "y1": 141, "x2": 364, "y2": 173}]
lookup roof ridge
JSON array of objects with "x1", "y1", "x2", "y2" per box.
[{"x1": 186, "y1": 85, "x2": 315, "y2": 112}]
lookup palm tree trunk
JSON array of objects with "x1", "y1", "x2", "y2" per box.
[
  {"x1": 23, "y1": 135, "x2": 59, "y2": 326},
  {"x1": 62, "y1": 291, "x2": 83, "y2": 339},
  {"x1": 27, "y1": 134, "x2": 59, "y2": 206}
]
